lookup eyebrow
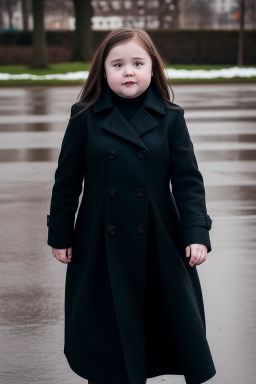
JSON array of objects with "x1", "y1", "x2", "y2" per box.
[{"x1": 110, "y1": 57, "x2": 146, "y2": 64}]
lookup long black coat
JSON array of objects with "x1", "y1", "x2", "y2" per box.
[{"x1": 47, "y1": 82, "x2": 216, "y2": 384}]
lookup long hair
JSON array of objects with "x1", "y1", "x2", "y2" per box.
[{"x1": 71, "y1": 28, "x2": 179, "y2": 119}]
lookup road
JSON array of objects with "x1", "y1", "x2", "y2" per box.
[{"x1": 0, "y1": 83, "x2": 255, "y2": 384}]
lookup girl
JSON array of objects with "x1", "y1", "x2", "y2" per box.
[{"x1": 47, "y1": 28, "x2": 216, "y2": 384}]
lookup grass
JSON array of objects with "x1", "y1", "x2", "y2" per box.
[
  {"x1": 0, "y1": 62, "x2": 91, "y2": 74},
  {"x1": 0, "y1": 62, "x2": 255, "y2": 85}
]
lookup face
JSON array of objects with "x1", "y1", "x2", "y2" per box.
[{"x1": 104, "y1": 38, "x2": 153, "y2": 98}]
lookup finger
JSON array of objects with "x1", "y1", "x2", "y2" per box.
[
  {"x1": 189, "y1": 254, "x2": 198, "y2": 267},
  {"x1": 201, "y1": 252, "x2": 207, "y2": 264},
  {"x1": 198, "y1": 251, "x2": 208, "y2": 265},
  {"x1": 67, "y1": 247, "x2": 72, "y2": 259},
  {"x1": 52, "y1": 248, "x2": 67, "y2": 262},
  {"x1": 188, "y1": 248, "x2": 198, "y2": 267},
  {"x1": 54, "y1": 250, "x2": 68, "y2": 263},
  {"x1": 54, "y1": 252, "x2": 61, "y2": 262},
  {"x1": 185, "y1": 246, "x2": 190, "y2": 257},
  {"x1": 196, "y1": 251, "x2": 205, "y2": 265},
  {"x1": 59, "y1": 253, "x2": 69, "y2": 264}
]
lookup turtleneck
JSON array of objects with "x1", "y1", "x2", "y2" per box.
[{"x1": 109, "y1": 85, "x2": 150, "y2": 121}]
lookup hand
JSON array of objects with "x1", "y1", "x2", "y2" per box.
[
  {"x1": 185, "y1": 244, "x2": 207, "y2": 267},
  {"x1": 52, "y1": 247, "x2": 72, "y2": 264}
]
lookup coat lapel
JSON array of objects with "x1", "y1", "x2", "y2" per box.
[{"x1": 93, "y1": 80, "x2": 166, "y2": 149}]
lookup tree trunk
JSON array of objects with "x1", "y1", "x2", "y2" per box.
[
  {"x1": 7, "y1": 3, "x2": 13, "y2": 29},
  {"x1": 71, "y1": 0, "x2": 93, "y2": 62},
  {"x1": 22, "y1": 0, "x2": 29, "y2": 30},
  {"x1": 237, "y1": 0, "x2": 245, "y2": 66},
  {"x1": 0, "y1": 2, "x2": 4, "y2": 29},
  {"x1": 31, "y1": 0, "x2": 48, "y2": 68}
]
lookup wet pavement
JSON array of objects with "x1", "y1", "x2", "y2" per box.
[{"x1": 0, "y1": 83, "x2": 256, "y2": 384}]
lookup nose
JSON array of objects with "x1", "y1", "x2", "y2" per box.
[{"x1": 123, "y1": 65, "x2": 134, "y2": 77}]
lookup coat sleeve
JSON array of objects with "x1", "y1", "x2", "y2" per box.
[
  {"x1": 169, "y1": 108, "x2": 213, "y2": 253},
  {"x1": 47, "y1": 104, "x2": 85, "y2": 249}
]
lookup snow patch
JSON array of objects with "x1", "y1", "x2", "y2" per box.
[{"x1": 0, "y1": 67, "x2": 256, "y2": 81}]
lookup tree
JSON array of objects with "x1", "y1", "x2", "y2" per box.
[
  {"x1": 246, "y1": 0, "x2": 256, "y2": 29},
  {"x1": 21, "y1": 0, "x2": 29, "y2": 30},
  {"x1": 31, "y1": 0, "x2": 49, "y2": 68},
  {"x1": 0, "y1": 0, "x2": 18, "y2": 29},
  {"x1": 72, "y1": 0, "x2": 93, "y2": 62},
  {"x1": 237, "y1": 0, "x2": 245, "y2": 66}
]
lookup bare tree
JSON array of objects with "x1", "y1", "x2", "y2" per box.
[
  {"x1": 237, "y1": 0, "x2": 245, "y2": 66},
  {"x1": 0, "y1": 1, "x2": 4, "y2": 29},
  {"x1": 0, "y1": 0, "x2": 18, "y2": 29},
  {"x1": 21, "y1": 0, "x2": 29, "y2": 30},
  {"x1": 246, "y1": 0, "x2": 256, "y2": 28},
  {"x1": 72, "y1": 0, "x2": 93, "y2": 62},
  {"x1": 31, "y1": 0, "x2": 48, "y2": 68}
]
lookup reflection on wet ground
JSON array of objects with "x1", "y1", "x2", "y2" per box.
[{"x1": 0, "y1": 84, "x2": 255, "y2": 384}]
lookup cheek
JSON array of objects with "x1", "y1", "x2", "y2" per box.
[
  {"x1": 141, "y1": 70, "x2": 153, "y2": 83},
  {"x1": 106, "y1": 71, "x2": 120, "y2": 86}
]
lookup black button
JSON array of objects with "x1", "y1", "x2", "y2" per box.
[
  {"x1": 107, "y1": 225, "x2": 117, "y2": 235},
  {"x1": 138, "y1": 150, "x2": 147, "y2": 159},
  {"x1": 136, "y1": 225, "x2": 145, "y2": 234},
  {"x1": 108, "y1": 187, "x2": 118, "y2": 197},
  {"x1": 136, "y1": 188, "x2": 145, "y2": 197},
  {"x1": 107, "y1": 150, "x2": 117, "y2": 160}
]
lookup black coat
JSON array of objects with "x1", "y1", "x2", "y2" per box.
[{"x1": 47, "y1": 82, "x2": 216, "y2": 384}]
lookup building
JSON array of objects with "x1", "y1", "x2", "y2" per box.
[
  {"x1": 0, "y1": 0, "x2": 255, "y2": 31},
  {"x1": 91, "y1": 0, "x2": 178, "y2": 30}
]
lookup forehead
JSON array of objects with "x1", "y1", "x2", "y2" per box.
[{"x1": 106, "y1": 38, "x2": 150, "y2": 60}]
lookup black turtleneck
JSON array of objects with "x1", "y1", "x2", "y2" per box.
[{"x1": 109, "y1": 85, "x2": 150, "y2": 121}]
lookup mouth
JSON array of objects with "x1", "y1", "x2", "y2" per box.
[{"x1": 123, "y1": 81, "x2": 135, "y2": 85}]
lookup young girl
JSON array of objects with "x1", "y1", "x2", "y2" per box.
[{"x1": 47, "y1": 28, "x2": 216, "y2": 384}]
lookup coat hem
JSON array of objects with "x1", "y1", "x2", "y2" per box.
[
  {"x1": 147, "y1": 367, "x2": 216, "y2": 384},
  {"x1": 65, "y1": 349, "x2": 216, "y2": 384},
  {"x1": 64, "y1": 350, "x2": 130, "y2": 384},
  {"x1": 184, "y1": 367, "x2": 216, "y2": 384}
]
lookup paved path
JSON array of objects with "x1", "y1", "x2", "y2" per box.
[{"x1": 0, "y1": 84, "x2": 255, "y2": 384}]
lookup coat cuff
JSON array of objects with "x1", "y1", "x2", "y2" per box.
[
  {"x1": 47, "y1": 214, "x2": 74, "y2": 249},
  {"x1": 182, "y1": 226, "x2": 212, "y2": 253},
  {"x1": 181, "y1": 214, "x2": 212, "y2": 231}
]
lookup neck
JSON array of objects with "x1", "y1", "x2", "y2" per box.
[{"x1": 109, "y1": 86, "x2": 150, "y2": 106}]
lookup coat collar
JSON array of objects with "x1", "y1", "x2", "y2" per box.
[
  {"x1": 92, "y1": 80, "x2": 166, "y2": 150},
  {"x1": 92, "y1": 80, "x2": 166, "y2": 116}
]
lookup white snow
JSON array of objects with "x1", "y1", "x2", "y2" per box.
[
  {"x1": 0, "y1": 67, "x2": 255, "y2": 81},
  {"x1": 0, "y1": 71, "x2": 89, "y2": 81}
]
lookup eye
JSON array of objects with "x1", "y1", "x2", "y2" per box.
[
  {"x1": 114, "y1": 63, "x2": 122, "y2": 68},
  {"x1": 134, "y1": 62, "x2": 143, "y2": 67}
]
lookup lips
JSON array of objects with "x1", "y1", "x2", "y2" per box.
[{"x1": 124, "y1": 81, "x2": 135, "y2": 85}]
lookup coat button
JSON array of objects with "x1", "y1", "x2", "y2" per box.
[
  {"x1": 108, "y1": 187, "x2": 118, "y2": 197},
  {"x1": 107, "y1": 149, "x2": 117, "y2": 160},
  {"x1": 108, "y1": 225, "x2": 117, "y2": 235},
  {"x1": 136, "y1": 224, "x2": 145, "y2": 234},
  {"x1": 136, "y1": 188, "x2": 145, "y2": 197},
  {"x1": 138, "y1": 150, "x2": 147, "y2": 159}
]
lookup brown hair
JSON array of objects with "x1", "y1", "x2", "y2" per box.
[{"x1": 71, "y1": 28, "x2": 179, "y2": 119}]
